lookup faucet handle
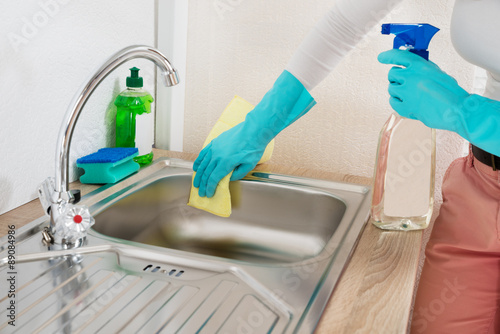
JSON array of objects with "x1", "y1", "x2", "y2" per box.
[
  {"x1": 53, "y1": 204, "x2": 95, "y2": 246},
  {"x1": 39, "y1": 177, "x2": 56, "y2": 215}
]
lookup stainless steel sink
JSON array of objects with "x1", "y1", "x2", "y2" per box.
[
  {"x1": 0, "y1": 157, "x2": 371, "y2": 333},
  {"x1": 93, "y1": 173, "x2": 347, "y2": 264}
]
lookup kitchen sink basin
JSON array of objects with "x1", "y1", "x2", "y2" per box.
[
  {"x1": 92, "y1": 174, "x2": 347, "y2": 264},
  {"x1": 0, "y1": 157, "x2": 370, "y2": 333}
]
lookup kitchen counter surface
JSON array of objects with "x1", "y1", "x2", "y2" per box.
[{"x1": 0, "y1": 149, "x2": 421, "y2": 333}]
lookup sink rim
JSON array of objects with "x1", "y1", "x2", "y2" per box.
[{"x1": 85, "y1": 157, "x2": 370, "y2": 267}]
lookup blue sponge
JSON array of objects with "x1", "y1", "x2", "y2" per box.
[{"x1": 76, "y1": 148, "x2": 140, "y2": 184}]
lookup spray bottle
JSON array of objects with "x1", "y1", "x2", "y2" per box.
[{"x1": 371, "y1": 24, "x2": 439, "y2": 230}]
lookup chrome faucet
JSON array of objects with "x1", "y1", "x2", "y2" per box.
[{"x1": 39, "y1": 45, "x2": 179, "y2": 247}]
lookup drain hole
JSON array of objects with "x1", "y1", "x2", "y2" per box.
[{"x1": 143, "y1": 264, "x2": 185, "y2": 277}]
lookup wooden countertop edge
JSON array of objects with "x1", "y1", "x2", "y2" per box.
[{"x1": 0, "y1": 149, "x2": 422, "y2": 333}]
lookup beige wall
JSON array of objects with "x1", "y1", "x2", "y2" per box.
[
  {"x1": 0, "y1": 0, "x2": 156, "y2": 214},
  {"x1": 183, "y1": 0, "x2": 474, "y2": 203}
]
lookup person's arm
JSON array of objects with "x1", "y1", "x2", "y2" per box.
[
  {"x1": 194, "y1": 0, "x2": 404, "y2": 198},
  {"x1": 287, "y1": 0, "x2": 403, "y2": 90}
]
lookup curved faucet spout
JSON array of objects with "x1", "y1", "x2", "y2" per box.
[
  {"x1": 55, "y1": 45, "x2": 178, "y2": 196},
  {"x1": 49, "y1": 45, "x2": 179, "y2": 233}
]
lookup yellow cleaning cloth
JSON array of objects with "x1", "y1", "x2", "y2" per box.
[{"x1": 187, "y1": 96, "x2": 274, "y2": 217}]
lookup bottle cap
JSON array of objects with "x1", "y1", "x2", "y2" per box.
[
  {"x1": 126, "y1": 67, "x2": 143, "y2": 88},
  {"x1": 381, "y1": 23, "x2": 439, "y2": 60}
]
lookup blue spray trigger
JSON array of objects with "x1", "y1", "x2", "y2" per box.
[{"x1": 381, "y1": 23, "x2": 439, "y2": 60}]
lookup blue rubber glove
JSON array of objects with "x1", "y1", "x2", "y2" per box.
[
  {"x1": 193, "y1": 70, "x2": 316, "y2": 197},
  {"x1": 378, "y1": 49, "x2": 500, "y2": 156}
]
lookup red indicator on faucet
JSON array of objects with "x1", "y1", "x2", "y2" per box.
[{"x1": 73, "y1": 215, "x2": 83, "y2": 224}]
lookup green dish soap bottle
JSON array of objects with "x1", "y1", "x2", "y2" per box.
[{"x1": 115, "y1": 67, "x2": 154, "y2": 166}]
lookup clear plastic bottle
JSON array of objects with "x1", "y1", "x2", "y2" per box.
[
  {"x1": 115, "y1": 67, "x2": 154, "y2": 166},
  {"x1": 371, "y1": 23, "x2": 439, "y2": 230},
  {"x1": 371, "y1": 113, "x2": 436, "y2": 230}
]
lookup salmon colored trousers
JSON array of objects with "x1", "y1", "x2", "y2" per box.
[{"x1": 411, "y1": 149, "x2": 500, "y2": 333}]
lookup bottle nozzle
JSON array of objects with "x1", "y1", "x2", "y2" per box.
[
  {"x1": 127, "y1": 67, "x2": 143, "y2": 88},
  {"x1": 381, "y1": 23, "x2": 440, "y2": 60}
]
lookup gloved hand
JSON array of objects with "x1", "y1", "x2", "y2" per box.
[
  {"x1": 192, "y1": 122, "x2": 265, "y2": 198},
  {"x1": 378, "y1": 49, "x2": 500, "y2": 156},
  {"x1": 193, "y1": 70, "x2": 316, "y2": 198}
]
